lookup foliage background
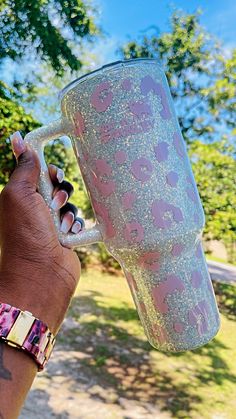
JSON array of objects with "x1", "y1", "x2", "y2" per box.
[{"x1": 0, "y1": 2, "x2": 235, "y2": 264}]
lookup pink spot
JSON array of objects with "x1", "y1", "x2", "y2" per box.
[
  {"x1": 152, "y1": 199, "x2": 183, "y2": 229},
  {"x1": 124, "y1": 221, "x2": 144, "y2": 244},
  {"x1": 91, "y1": 159, "x2": 116, "y2": 198},
  {"x1": 174, "y1": 322, "x2": 184, "y2": 333},
  {"x1": 173, "y1": 132, "x2": 185, "y2": 158},
  {"x1": 188, "y1": 300, "x2": 209, "y2": 336},
  {"x1": 95, "y1": 159, "x2": 112, "y2": 175},
  {"x1": 154, "y1": 142, "x2": 169, "y2": 162},
  {"x1": 114, "y1": 150, "x2": 127, "y2": 164},
  {"x1": 125, "y1": 271, "x2": 138, "y2": 292},
  {"x1": 195, "y1": 243, "x2": 202, "y2": 258},
  {"x1": 194, "y1": 212, "x2": 200, "y2": 223},
  {"x1": 138, "y1": 251, "x2": 161, "y2": 272},
  {"x1": 151, "y1": 324, "x2": 168, "y2": 345},
  {"x1": 186, "y1": 187, "x2": 198, "y2": 203},
  {"x1": 187, "y1": 175, "x2": 194, "y2": 185},
  {"x1": 131, "y1": 157, "x2": 153, "y2": 182},
  {"x1": 191, "y1": 271, "x2": 203, "y2": 288},
  {"x1": 140, "y1": 75, "x2": 171, "y2": 119},
  {"x1": 122, "y1": 191, "x2": 136, "y2": 210},
  {"x1": 122, "y1": 78, "x2": 132, "y2": 91},
  {"x1": 91, "y1": 81, "x2": 113, "y2": 112},
  {"x1": 166, "y1": 171, "x2": 179, "y2": 187},
  {"x1": 98, "y1": 122, "x2": 115, "y2": 143},
  {"x1": 171, "y1": 243, "x2": 184, "y2": 257},
  {"x1": 129, "y1": 101, "x2": 152, "y2": 118},
  {"x1": 74, "y1": 111, "x2": 85, "y2": 136},
  {"x1": 152, "y1": 274, "x2": 185, "y2": 314},
  {"x1": 92, "y1": 199, "x2": 115, "y2": 239}
]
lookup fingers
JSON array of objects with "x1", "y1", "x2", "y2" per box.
[
  {"x1": 60, "y1": 203, "x2": 77, "y2": 233},
  {"x1": 49, "y1": 167, "x2": 74, "y2": 211},
  {"x1": 48, "y1": 164, "x2": 64, "y2": 185},
  {"x1": 48, "y1": 167, "x2": 84, "y2": 235},
  {"x1": 10, "y1": 131, "x2": 40, "y2": 190},
  {"x1": 71, "y1": 217, "x2": 85, "y2": 234}
]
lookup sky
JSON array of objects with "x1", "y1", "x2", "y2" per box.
[
  {"x1": 92, "y1": 0, "x2": 236, "y2": 64},
  {"x1": 2, "y1": 0, "x2": 235, "y2": 123}
]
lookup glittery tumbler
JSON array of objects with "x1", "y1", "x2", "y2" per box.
[{"x1": 25, "y1": 59, "x2": 220, "y2": 352}]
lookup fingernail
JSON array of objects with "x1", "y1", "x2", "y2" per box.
[
  {"x1": 10, "y1": 131, "x2": 26, "y2": 159},
  {"x1": 57, "y1": 168, "x2": 64, "y2": 183},
  {"x1": 60, "y1": 212, "x2": 74, "y2": 233},
  {"x1": 50, "y1": 190, "x2": 68, "y2": 211},
  {"x1": 71, "y1": 221, "x2": 83, "y2": 234}
]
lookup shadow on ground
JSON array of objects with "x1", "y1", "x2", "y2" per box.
[
  {"x1": 20, "y1": 389, "x2": 70, "y2": 419},
  {"x1": 46, "y1": 290, "x2": 235, "y2": 418}
]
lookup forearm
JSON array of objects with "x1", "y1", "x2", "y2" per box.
[
  {"x1": 0, "y1": 271, "x2": 61, "y2": 418},
  {"x1": 0, "y1": 342, "x2": 37, "y2": 419}
]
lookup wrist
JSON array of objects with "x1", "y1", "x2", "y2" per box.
[{"x1": 0, "y1": 270, "x2": 71, "y2": 335}]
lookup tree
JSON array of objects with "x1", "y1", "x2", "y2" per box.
[
  {"x1": 0, "y1": 0, "x2": 100, "y2": 185},
  {"x1": 0, "y1": 80, "x2": 81, "y2": 184},
  {"x1": 121, "y1": 12, "x2": 235, "y2": 144},
  {"x1": 190, "y1": 140, "x2": 236, "y2": 262},
  {"x1": 120, "y1": 11, "x2": 236, "y2": 259},
  {"x1": 0, "y1": 0, "x2": 98, "y2": 75}
]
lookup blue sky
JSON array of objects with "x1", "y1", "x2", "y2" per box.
[
  {"x1": 2, "y1": 0, "x2": 235, "y2": 123},
  {"x1": 93, "y1": 0, "x2": 236, "y2": 63}
]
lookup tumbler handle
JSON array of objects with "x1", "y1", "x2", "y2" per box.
[{"x1": 24, "y1": 119, "x2": 103, "y2": 248}]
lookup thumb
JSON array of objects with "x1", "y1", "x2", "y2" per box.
[{"x1": 10, "y1": 131, "x2": 41, "y2": 190}]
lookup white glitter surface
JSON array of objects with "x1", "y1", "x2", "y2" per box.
[{"x1": 26, "y1": 59, "x2": 220, "y2": 352}]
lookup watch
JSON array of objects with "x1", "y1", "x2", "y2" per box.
[{"x1": 0, "y1": 302, "x2": 56, "y2": 370}]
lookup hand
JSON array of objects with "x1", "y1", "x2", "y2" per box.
[{"x1": 0, "y1": 132, "x2": 82, "y2": 334}]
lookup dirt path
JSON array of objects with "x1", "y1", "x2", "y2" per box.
[{"x1": 20, "y1": 342, "x2": 170, "y2": 419}]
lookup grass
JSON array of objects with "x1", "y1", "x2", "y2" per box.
[{"x1": 58, "y1": 267, "x2": 236, "y2": 419}]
